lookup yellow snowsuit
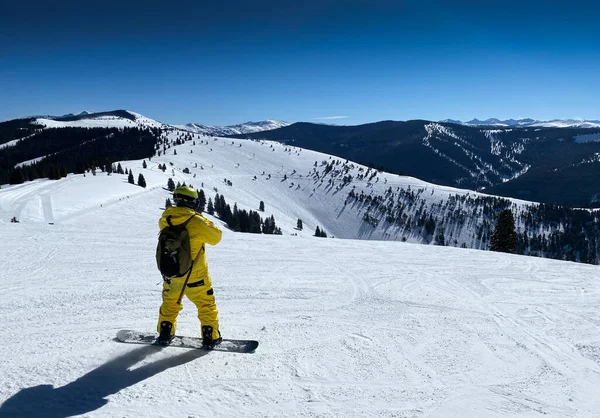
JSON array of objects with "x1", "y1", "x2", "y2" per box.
[{"x1": 157, "y1": 206, "x2": 222, "y2": 339}]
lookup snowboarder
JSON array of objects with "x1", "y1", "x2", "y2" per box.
[{"x1": 156, "y1": 185, "x2": 223, "y2": 348}]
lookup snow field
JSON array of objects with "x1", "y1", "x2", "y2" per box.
[{"x1": 0, "y1": 130, "x2": 599, "y2": 417}]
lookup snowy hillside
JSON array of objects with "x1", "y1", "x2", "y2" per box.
[
  {"x1": 26, "y1": 109, "x2": 289, "y2": 136},
  {"x1": 441, "y1": 118, "x2": 600, "y2": 128},
  {"x1": 0, "y1": 128, "x2": 534, "y2": 246},
  {"x1": 34, "y1": 110, "x2": 168, "y2": 130},
  {"x1": 1, "y1": 150, "x2": 599, "y2": 416},
  {"x1": 180, "y1": 120, "x2": 290, "y2": 136}
]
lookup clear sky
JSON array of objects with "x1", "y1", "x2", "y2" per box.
[{"x1": 1, "y1": 0, "x2": 599, "y2": 126}]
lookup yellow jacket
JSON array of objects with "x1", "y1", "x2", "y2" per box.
[{"x1": 158, "y1": 206, "x2": 222, "y2": 282}]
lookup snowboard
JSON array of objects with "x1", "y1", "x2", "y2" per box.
[{"x1": 116, "y1": 329, "x2": 259, "y2": 353}]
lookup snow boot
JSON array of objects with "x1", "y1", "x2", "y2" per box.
[
  {"x1": 201, "y1": 325, "x2": 222, "y2": 349},
  {"x1": 157, "y1": 321, "x2": 174, "y2": 346}
]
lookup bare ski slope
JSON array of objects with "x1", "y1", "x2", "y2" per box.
[{"x1": 1, "y1": 136, "x2": 599, "y2": 417}]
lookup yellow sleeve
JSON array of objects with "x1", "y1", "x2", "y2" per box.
[{"x1": 189, "y1": 214, "x2": 222, "y2": 247}]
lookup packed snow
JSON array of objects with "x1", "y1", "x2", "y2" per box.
[{"x1": 1, "y1": 135, "x2": 599, "y2": 417}]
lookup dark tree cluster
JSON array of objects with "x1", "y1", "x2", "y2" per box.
[
  {"x1": 234, "y1": 120, "x2": 600, "y2": 207},
  {"x1": 167, "y1": 178, "x2": 176, "y2": 191},
  {"x1": 0, "y1": 127, "x2": 161, "y2": 184},
  {"x1": 490, "y1": 209, "x2": 518, "y2": 253},
  {"x1": 345, "y1": 178, "x2": 600, "y2": 264},
  {"x1": 314, "y1": 226, "x2": 328, "y2": 237},
  {"x1": 516, "y1": 203, "x2": 599, "y2": 263},
  {"x1": 212, "y1": 193, "x2": 281, "y2": 234},
  {"x1": 0, "y1": 118, "x2": 42, "y2": 146},
  {"x1": 137, "y1": 173, "x2": 146, "y2": 188}
]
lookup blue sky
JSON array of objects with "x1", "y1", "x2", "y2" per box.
[{"x1": 1, "y1": 0, "x2": 599, "y2": 125}]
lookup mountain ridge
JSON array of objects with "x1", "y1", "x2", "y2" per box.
[
  {"x1": 2, "y1": 125, "x2": 598, "y2": 265},
  {"x1": 179, "y1": 119, "x2": 290, "y2": 136},
  {"x1": 2, "y1": 110, "x2": 600, "y2": 208},
  {"x1": 440, "y1": 117, "x2": 600, "y2": 128}
]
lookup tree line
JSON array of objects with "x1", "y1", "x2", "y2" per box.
[
  {"x1": 1, "y1": 127, "x2": 160, "y2": 185},
  {"x1": 207, "y1": 193, "x2": 282, "y2": 235}
]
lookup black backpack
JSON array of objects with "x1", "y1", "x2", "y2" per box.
[{"x1": 156, "y1": 215, "x2": 195, "y2": 278}]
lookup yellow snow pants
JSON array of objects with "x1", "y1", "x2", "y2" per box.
[{"x1": 157, "y1": 273, "x2": 220, "y2": 339}]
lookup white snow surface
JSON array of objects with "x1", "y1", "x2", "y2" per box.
[
  {"x1": 34, "y1": 111, "x2": 168, "y2": 130},
  {"x1": 35, "y1": 116, "x2": 138, "y2": 129},
  {"x1": 1, "y1": 136, "x2": 600, "y2": 417},
  {"x1": 443, "y1": 118, "x2": 600, "y2": 129},
  {"x1": 30, "y1": 110, "x2": 286, "y2": 136},
  {"x1": 180, "y1": 120, "x2": 290, "y2": 136}
]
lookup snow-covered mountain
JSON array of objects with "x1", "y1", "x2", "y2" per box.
[
  {"x1": 34, "y1": 110, "x2": 169, "y2": 130},
  {"x1": 441, "y1": 118, "x2": 600, "y2": 128},
  {"x1": 1, "y1": 131, "x2": 599, "y2": 417},
  {"x1": 180, "y1": 120, "x2": 290, "y2": 136},
  {"x1": 3, "y1": 111, "x2": 599, "y2": 257},
  {"x1": 1, "y1": 128, "x2": 523, "y2": 243},
  {"x1": 28, "y1": 110, "x2": 289, "y2": 136}
]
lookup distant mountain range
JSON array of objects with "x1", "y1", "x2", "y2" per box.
[
  {"x1": 440, "y1": 118, "x2": 600, "y2": 128},
  {"x1": 234, "y1": 120, "x2": 600, "y2": 208},
  {"x1": 2, "y1": 110, "x2": 600, "y2": 207},
  {"x1": 2, "y1": 110, "x2": 289, "y2": 136},
  {"x1": 179, "y1": 120, "x2": 290, "y2": 136}
]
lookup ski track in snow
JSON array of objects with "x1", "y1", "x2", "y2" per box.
[{"x1": 1, "y1": 136, "x2": 600, "y2": 417}]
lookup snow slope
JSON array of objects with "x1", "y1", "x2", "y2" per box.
[
  {"x1": 34, "y1": 111, "x2": 168, "y2": 130},
  {"x1": 2, "y1": 131, "x2": 494, "y2": 242},
  {"x1": 1, "y1": 136, "x2": 600, "y2": 417},
  {"x1": 442, "y1": 118, "x2": 600, "y2": 128},
  {"x1": 1, "y1": 180, "x2": 599, "y2": 417},
  {"x1": 180, "y1": 120, "x2": 290, "y2": 136}
]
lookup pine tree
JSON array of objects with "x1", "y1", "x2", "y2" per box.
[
  {"x1": 315, "y1": 226, "x2": 321, "y2": 237},
  {"x1": 222, "y1": 204, "x2": 233, "y2": 224},
  {"x1": 218, "y1": 194, "x2": 227, "y2": 217},
  {"x1": 142, "y1": 160, "x2": 147, "y2": 169},
  {"x1": 213, "y1": 193, "x2": 221, "y2": 216},
  {"x1": 490, "y1": 209, "x2": 518, "y2": 253},
  {"x1": 229, "y1": 203, "x2": 241, "y2": 231},
  {"x1": 207, "y1": 197, "x2": 214, "y2": 215},
  {"x1": 250, "y1": 211, "x2": 262, "y2": 233},
  {"x1": 165, "y1": 198, "x2": 172, "y2": 208},
  {"x1": 297, "y1": 219, "x2": 303, "y2": 230},
  {"x1": 137, "y1": 173, "x2": 146, "y2": 188},
  {"x1": 117, "y1": 163, "x2": 124, "y2": 174},
  {"x1": 259, "y1": 201, "x2": 265, "y2": 212},
  {"x1": 128, "y1": 171, "x2": 134, "y2": 184},
  {"x1": 167, "y1": 178, "x2": 176, "y2": 191},
  {"x1": 198, "y1": 189, "x2": 206, "y2": 212},
  {"x1": 434, "y1": 230, "x2": 445, "y2": 246}
]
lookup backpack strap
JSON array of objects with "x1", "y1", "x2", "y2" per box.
[
  {"x1": 181, "y1": 215, "x2": 196, "y2": 227},
  {"x1": 175, "y1": 214, "x2": 200, "y2": 305},
  {"x1": 166, "y1": 214, "x2": 195, "y2": 228}
]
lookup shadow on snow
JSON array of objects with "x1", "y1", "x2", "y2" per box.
[{"x1": 0, "y1": 345, "x2": 208, "y2": 418}]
